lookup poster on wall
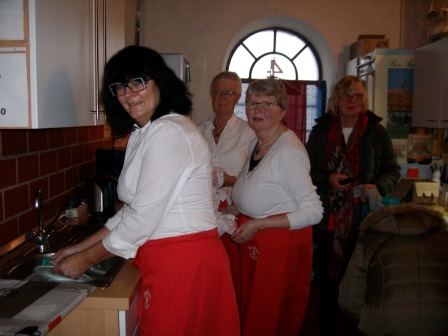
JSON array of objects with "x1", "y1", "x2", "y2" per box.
[
  {"x1": 386, "y1": 68, "x2": 414, "y2": 138},
  {"x1": 387, "y1": 67, "x2": 414, "y2": 164}
]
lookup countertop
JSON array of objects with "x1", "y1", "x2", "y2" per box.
[
  {"x1": 75, "y1": 258, "x2": 140, "y2": 311},
  {"x1": 0, "y1": 222, "x2": 141, "y2": 336},
  {"x1": 47, "y1": 259, "x2": 140, "y2": 336},
  {"x1": 0, "y1": 280, "x2": 94, "y2": 336}
]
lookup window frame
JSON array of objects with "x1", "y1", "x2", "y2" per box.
[{"x1": 226, "y1": 27, "x2": 323, "y2": 81}]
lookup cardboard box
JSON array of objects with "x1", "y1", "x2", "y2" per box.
[
  {"x1": 389, "y1": 178, "x2": 439, "y2": 205},
  {"x1": 350, "y1": 35, "x2": 390, "y2": 59},
  {"x1": 413, "y1": 181, "x2": 439, "y2": 205}
]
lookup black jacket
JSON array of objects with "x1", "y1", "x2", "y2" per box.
[{"x1": 305, "y1": 111, "x2": 401, "y2": 230}]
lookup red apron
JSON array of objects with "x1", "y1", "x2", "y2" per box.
[
  {"x1": 133, "y1": 229, "x2": 240, "y2": 336},
  {"x1": 237, "y1": 214, "x2": 313, "y2": 336},
  {"x1": 218, "y1": 200, "x2": 242, "y2": 309}
]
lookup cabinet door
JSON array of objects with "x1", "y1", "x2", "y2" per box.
[
  {"x1": 0, "y1": 0, "x2": 25, "y2": 40},
  {"x1": 0, "y1": 50, "x2": 29, "y2": 128},
  {"x1": 31, "y1": 0, "x2": 92, "y2": 128},
  {"x1": 412, "y1": 39, "x2": 448, "y2": 128},
  {"x1": 90, "y1": 0, "x2": 125, "y2": 120}
]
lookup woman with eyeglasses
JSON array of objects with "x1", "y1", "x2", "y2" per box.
[
  {"x1": 51, "y1": 46, "x2": 240, "y2": 335},
  {"x1": 198, "y1": 72, "x2": 256, "y2": 296},
  {"x1": 198, "y1": 71, "x2": 255, "y2": 213},
  {"x1": 222, "y1": 78, "x2": 323, "y2": 335},
  {"x1": 305, "y1": 75, "x2": 400, "y2": 335}
]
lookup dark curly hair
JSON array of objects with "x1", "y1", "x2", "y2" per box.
[{"x1": 101, "y1": 46, "x2": 192, "y2": 139}]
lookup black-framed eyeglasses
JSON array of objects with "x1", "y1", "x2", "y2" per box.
[
  {"x1": 109, "y1": 78, "x2": 150, "y2": 97},
  {"x1": 245, "y1": 101, "x2": 280, "y2": 110},
  {"x1": 341, "y1": 93, "x2": 363, "y2": 102},
  {"x1": 210, "y1": 89, "x2": 238, "y2": 97}
]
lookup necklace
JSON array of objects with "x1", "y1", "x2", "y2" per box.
[{"x1": 255, "y1": 126, "x2": 280, "y2": 155}]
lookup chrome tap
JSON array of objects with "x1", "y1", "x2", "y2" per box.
[{"x1": 27, "y1": 188, "x2": 51, "y2": 253}]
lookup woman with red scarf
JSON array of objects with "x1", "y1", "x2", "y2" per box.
[
  {"x1": 224, "y1": 79, "x2": 323, "y2": 335},
  {"x1": 306, "y1": 75, "x2": 400, "y2": 335}
]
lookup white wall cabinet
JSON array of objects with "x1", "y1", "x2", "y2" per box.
[
  {"x1": 0, "y1": 49, "x2": 29, "y2": 127},
  {"x1": 412, "y1": 38, "x2": 448, "y2": 129},
  {"x1": 0, "y1": 0, "x2": 25, "y2": 40},
  {"x1": 0, "y1": 0, "x2": 124, "y2": 129}
]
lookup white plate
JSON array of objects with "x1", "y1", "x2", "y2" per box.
[{"x1": 34, "y1": 266, "x2": 92, "y2": 282}]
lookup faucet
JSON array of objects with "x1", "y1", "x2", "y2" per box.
[{"x1": 27, "y1": 188, "x2": 51, "y2": 253}]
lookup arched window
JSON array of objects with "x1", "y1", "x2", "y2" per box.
[
  {"x1": 227, "y1": 28, "x2": 322, "y2": 81},
  {"x1": 227, "y1": 28, "x2": 326, "y2": 141}
]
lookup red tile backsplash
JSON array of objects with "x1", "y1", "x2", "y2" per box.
[
  {"x1": 89, "y1": 126, "x2": 104, "y2": 140},
  {"x1": 18, "y1": 209, "x2": 38, "y2": 237},
  {"x1": 57, "y1": 147, "x2": 72, "y2": 170},
  {"x1": 64, "y1": 128, "x2": 78, "y2": 146},
  {"x1": 1, "y1": 131, "x2": 28, "y2": 156},
  {"x1": 65, "y1": 166, "x2": 79, "y2": 190},
  {"x1": 28, "y1": 130, "x2": 49, "y2": 152},
  {"x1": 0, "y1": 218, "x2": 19, "y2": 248},
  {"x1": 40, "y1": 150, "x2": 58, "y2": 176},
  {"x1": 0, "y1": 158, "x2": 17, "y2": 189},
  {"x1": 71, "y1": 144, "x2": 84, "y2": 164},
  {"x1": 18, "y1": 154, "x2": 39, "y2": 183},
  {"x1": 0, "y1": 126, "x2": 111, "y2": 248},
  {"x1": 78, "y1": 127, "x2": 90, "y2": 143},
  {"x1": 4, "y1": 185, "x2": 30, "y2": 218},
  {"x1": 48, "y1": 129, "x2": 65, "y2": 149}
]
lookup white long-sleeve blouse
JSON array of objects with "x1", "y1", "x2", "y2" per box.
[
  {"x1": 232, "y1": 130, "x2": 323, "y2": 230},
  {"x1": 103, "y1": 113, "x2": 216, "y2": 259},
  {"x1": 198, "y1": 113, "x2": 256, "y2": 177}
]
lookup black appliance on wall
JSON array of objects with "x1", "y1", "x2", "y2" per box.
[{"x1": 87, "y1": 148, "x2": 126, "y2": 225}]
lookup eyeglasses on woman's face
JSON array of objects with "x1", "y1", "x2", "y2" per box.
[
  {"x1": 340, "y1": 93, "x2": 363, "y2": 103},
  {"x1": 210, "y1": 89, "x2": 238, "y2": 97},
  {"x1": 245, "y1": 100, "x2": 280, "y2": 111},
  {"x1": 109, "y1": 78, "x2": 151, "y2": 97}
]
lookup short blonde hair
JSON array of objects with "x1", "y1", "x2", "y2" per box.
[
  {"x1": 245, "y1": 78, "x2": 288, "y2": 110},
  {"x1": 210, "y1": 71, "x2": 242, "y2": 94},
  {"x1": 327, "y1": 76, "x2": 368, "y2": 114}
]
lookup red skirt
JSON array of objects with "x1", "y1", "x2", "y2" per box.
[
  {"x1": 219, "y1": 200, "x2": 242, "y2": 310},
  {"x1": 237, "y1": 214, "x2": 313, "y2": 336},
  {"x1": 133, "y1": 229, "x2": 240, "y2": 336}
]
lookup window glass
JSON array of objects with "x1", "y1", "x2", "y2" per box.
[
  {"x1": 243, "y1": 30, "x2": 275, "y2": 57},
  {"x1": 294, "y1": 48, "x2": 319, "y2": 80},
  {"x1": 276, "y1": 31, "x2": 305, "y2": 58},
  {"x1": 228, "y1": 46, "x2": 253, "y2": 79}
]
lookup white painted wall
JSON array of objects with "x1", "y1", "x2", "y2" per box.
[{"x1": 141, "y1": 0, "x2": 402, "y2": 124}]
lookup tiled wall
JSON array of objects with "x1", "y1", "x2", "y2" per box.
[{"x1": 0, "y1": 126, "x2": 113, "y2": 248}]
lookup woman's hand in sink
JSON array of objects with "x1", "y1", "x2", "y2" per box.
[
  {"x1": 51, "y1": 243, "x2": 87, "y2": 279},
  {"x1": 51, "y1": 244, "x2": 81, "y2": 265},
  {"x1": 52, "y1": 227, "x2": 115, "y2": 279},
  {"x1": 52, "y1": 252, "x2": 94, "y2": 279}
]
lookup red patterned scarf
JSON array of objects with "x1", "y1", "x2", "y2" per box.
[{"x1": 325, "y1": 112, "x2": 368, "y2": 280}]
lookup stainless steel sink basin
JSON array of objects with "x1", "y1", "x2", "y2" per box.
[{"x1": 0, "y1": 253, "x2": 125, "y2": 288}]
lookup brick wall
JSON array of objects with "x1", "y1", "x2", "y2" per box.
[{"x1": 0, "y1": 126, "x2": 113, "y2": 248}]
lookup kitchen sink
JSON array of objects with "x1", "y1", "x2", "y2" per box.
[{"x1": 0, "y1": 253, "x2": 125, "y2": 288}]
